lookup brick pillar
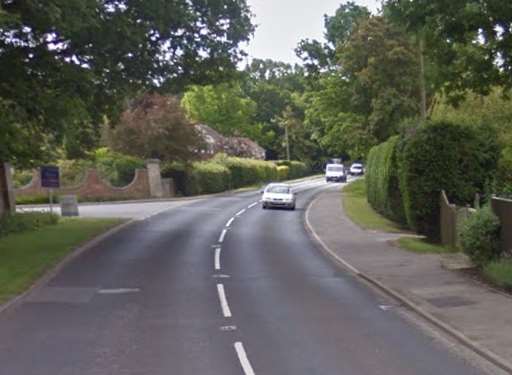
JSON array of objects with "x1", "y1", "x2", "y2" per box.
[
  {"x1": 0, "y1": 162, "x2": 15, "y2": 216},
  {"x1": 146, "y1": 159, "x2": 164, "y2": 198}
]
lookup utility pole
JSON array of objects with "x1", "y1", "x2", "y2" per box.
[{"x1": 284, "y1": 122, "x2": 290, "y2": 161}]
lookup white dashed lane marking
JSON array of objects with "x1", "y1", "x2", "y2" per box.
[
  {"x1": 234, "y1": 342, "x2": 256, "y2": 375},
  {"x1": 226, "y1": 217, "x2": 235, "y2": 227},
  {"x1": 215, "y1": 247, "x2": 222, "y2": 271},
  {"x1": 217, "y1": 284, "x2": 232, "y2": 318},
  {"x1": 219, "y1": 229, "x2": 228, "y2": 243},
  {"x1": 235, "y1": 208, "x2": 246, "y2": 216}
]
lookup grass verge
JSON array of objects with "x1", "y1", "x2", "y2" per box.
[
  {"x1": 342, "y1": 179, "x2": 405, "y2": 233},
  {"x1": 0, "y1": 218, "x2": 124, "y2": 304},
  {"x1": 483, "y1": 260, "x2": 512, "y2": 291},
  {"x1": 396, "y1": 237, "x2": 456, "y2": 254}
]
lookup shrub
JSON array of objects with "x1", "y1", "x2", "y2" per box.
[
  {"x1": 161, "y1": 161, "x2": 188, "y2": 196},
  {"x1": 12, "y1": 169, "x2": 33, "y2": 188},
  {"x1": 460, "y1": 206, "x2": 502, "y2": 266},
  {"x1": 184, "y1": 161, "x2": 231, "y2": 195},
  {"x1": 0, "y1": 212, "x2": 59, "y2": 237},
  {"x1": 16, "y1": 195, "x2": 50, "y2": 205},
  {"x1": 277, "y1": 166, "x2": 289, "y2": 181},
  {"x1": 398, "y1": 121, "x2": 500, "y2": 240},
  {"x1": 94, "y1": 148, "x2": 145, "y2": 187},
  {"x1": 58, "y1": 159, "x2": 93, "y2": 186},
  {"x1": 366, "y1": 136, "x2": 405, "y2": 223}
]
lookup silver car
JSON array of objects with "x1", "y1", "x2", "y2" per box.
[{"x1": 261, "y1": 183, "x2": 296, "y2": 210}]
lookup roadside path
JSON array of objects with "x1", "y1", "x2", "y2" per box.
[{"x1": 306, "y1": 188, "x2": 512, "y2": 373}]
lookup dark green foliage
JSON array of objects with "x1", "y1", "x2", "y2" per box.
[
  {"x1": 366, "y1": 136, "x2": 405, "y2": 223},
  {"x1": 398, "y1": 121, "x2": 500, "y2": 239},
  {"x1": 0, "y1": 213, "x2": 59, "y2": 237},
  {"x1": 460, "y1": 206, "x2": 502, "y2": 266},
  {"x1": 215, "y1": 155, "x2": 278, "y2": 188},
  {"x1": 184, "y1": 162, "x2": 231, "y2": 196},
  {"x1": 1, "y1": 1, "x2": 254, "y2": 166}
]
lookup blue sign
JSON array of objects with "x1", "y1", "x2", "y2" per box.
[{"x1": 41, "y1": 166, "x2": 60, "y2": 188}]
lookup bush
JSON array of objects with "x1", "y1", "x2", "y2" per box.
[
  {"x1": 398, "y1": 121, "x2": 500, "y2": 240},
  {"x1": 161, "y1": 161, "x2": 188, "y2": 196},
  {"x1": 94, "y1": 148, "x2": 145, "y2": 187},
  {"x1": 12, "y1": 169, "x2": 33, "y2": 188},
  {"x1": 366, "y1": 136, "x2": 405, "y2": 223},
  {"x1": 460, "y1": 206, "x2": 502, "y2": 266},
  {"x1": 16, "y1": 195, "x2": 50, "y2": 205},
  {"x1": 277, "y1": 166, "x2": 289, "y2": 181},
  {"x1": 184, "y1": 161, "x2": 231, "y2": 195},
  {"x1": 0, "y1": 212, "x2": 59, "y2": 237}
]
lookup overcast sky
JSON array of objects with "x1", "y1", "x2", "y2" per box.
[{"x1": 244, "y1": 0, "x2": 381, "y2": 65}]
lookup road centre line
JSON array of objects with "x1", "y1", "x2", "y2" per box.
[
  {"x1": 234, "y1": 342, "x2": 256, "y2": 375},
  {"x1": 235, "y1": 208, "x2": 246, "y2": 216},
  {"x1": 217, "y1": 284, "x2": 232, "y2": 318},
  {"x1": 97, "y1": 288, "x2": 140, "y2": 294},
  {"x1": 219, "y1": 229, "x2": 227, "y2": 243},
  {"x1": 215, "y1": 247, "x2": 221, "y2": 271},
  {"x1": 226, "y1": 217, "x2": 235, "y2": 227},
  {"x1": 247, "y1": 202, "x2": 258, "y2": 209}
]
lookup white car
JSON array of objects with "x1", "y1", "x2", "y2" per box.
[
  {"x1": 349, "y1": 163, "x2": 364, "y2": 176},
  {"x1": 261, "y1": 183, "x2": 296, "y2": 210},
  {"x1": 325, "y1": 164, "x2": 347, "y2": 182}
]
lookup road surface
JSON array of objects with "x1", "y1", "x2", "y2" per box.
[{"x1": 0, "y1": 179, "x2": 489, "y2": 374}]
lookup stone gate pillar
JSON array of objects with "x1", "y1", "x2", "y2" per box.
[
  {"x1": 0, "y1": 162, "x2": 15, "y2": 216},
  {"x1": 146, "y1": 159, "x2": 164, "y2": 198}
]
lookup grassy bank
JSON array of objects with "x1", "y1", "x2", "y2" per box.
[
  {"x1": 483, "y1": 260, "x2": 512, "y2": 291},
  {"x1": 0, "y1": 218, "x2": 123, "y2": 304},
  {"x1": 342, "y1": 179, "x2": 404, "y2": 233},
  {"x1": 396, "y1": 237, "x2": 455, "y2": 254}
]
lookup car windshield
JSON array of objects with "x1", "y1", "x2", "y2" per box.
[
  {"x1": 351, "y1": 164, "x2": 363, "y2": 168},
  {"x1": 327, "y1": 166, "x2": 344, "y2": 172},
  {"x1": 266, "y1": 186, "x2": 290, "y2": 194}
]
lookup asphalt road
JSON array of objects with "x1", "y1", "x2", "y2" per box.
[{"x1": 0, "y1": 179, "x2": 487, "y2": 375}]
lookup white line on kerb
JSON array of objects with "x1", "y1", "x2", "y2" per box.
[
  {"x1": 219, "y1": 229, "x2": 227, "y2": 243},
  {"x1": 234, "y1": 342, "x2": 255, "y2": 375},
  {"x1": 247, "y1": 202, "x2": 258, "y2": 209},
  {"x1": 217, "y1": 284, "x2": 232, "y2": 318},
  {"x1": 226, "y1": 217, "x2": 235, "y2": 227},
  {"x1": 215, "y1": 247, "x2": 221, "y2": 270},
  {"x1": 235, "y1": 208, "x2": 246, "y2": 216}
]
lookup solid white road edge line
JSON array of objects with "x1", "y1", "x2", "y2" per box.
[
  {"x1": 219, "y1": 229, "x2": 227, "y2": 243},
  {"x1": 235, "y1": 208, "x2": 246, "y2": 216},
  {"x1": 234, "y1": 342, "x2": 256, "y2": 375},
  {"x1": 217, "y1": 284, "x2": 232, "y2": 318},
  {"x1": 97, "y1": 288, "x2": 140, "y2": 294},
  {"x1": 215, "y1": 247, "x2": 221, "y2": 271},
  {"x1": 226, "y1": 217, "x2": 235, "y2": 227}
]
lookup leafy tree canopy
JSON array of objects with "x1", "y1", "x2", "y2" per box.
[{"x1": 0, "y1": 0, "x2": 254, "y2": 166}]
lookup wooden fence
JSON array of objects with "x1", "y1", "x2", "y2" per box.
[{"x1": 491, "y1": 197, "x2": 512, "y2": 255}]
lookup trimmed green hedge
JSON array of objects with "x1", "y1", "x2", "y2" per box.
[
  {"x1": 184, "y1": 161, "x2": 231, "y2": 195},
  {"x1": 275, "y1": 160, "x2": 310, "y2": 179},
  {"x1": 213, "y1": 154, "x2": 278, "y2": 189},
  {"x1": 277, "y1": 166, "x2": 289, "y2": 181},
  {"x1": 366, "y1": 136, "x2": 405, "y2": 223},
  {"x1": 398, "y1": 121, "x2": 500, "y2": 240}
]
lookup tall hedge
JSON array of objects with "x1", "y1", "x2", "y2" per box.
[
  {"x1": 184, "y1": 161, "x2": 231, "y2": 195},
  {"x1": 214, "y1": 154, "x2": 278, "y2": 188},
  {"x1": 366, "y1": 136, "x2": 405, "y2": 223},
  {"x1": 275, "y1": 160, "x2": 310, "y2": 179},
  {"x1": 398, "y1": 121, "x2": 500, "y2": 240}
]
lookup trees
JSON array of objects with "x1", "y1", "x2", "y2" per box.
[
  {"x1": 385, "y1": 0, "x2": 512, "y2": 99},
  {"x1": 182, "y1": 83, "x2": 257, "y2": 137},
  {"x1": 107, "y1": 93, "x2": 202, "y2": 162},
  {"x1": 0, "y1": 0, "x2": 254, "y2": 166}
]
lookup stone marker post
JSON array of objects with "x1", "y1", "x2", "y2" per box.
[{"x1": 146, "y1": 159, "x2": 164, "y2": 198}]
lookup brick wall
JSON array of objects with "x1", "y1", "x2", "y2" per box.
[{"x1": 16, "y1": 168, "x2": 154, "y2": 201}]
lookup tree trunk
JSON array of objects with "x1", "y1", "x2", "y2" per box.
[{"x1": 0, "y1": 162, "x2": 15, "y2": 217}]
